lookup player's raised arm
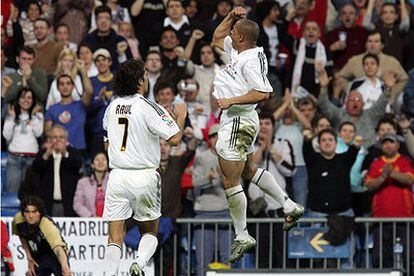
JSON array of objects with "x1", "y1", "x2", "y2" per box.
[
  {"x1": 167, "y1": 103, "x2": 187, "y2": 146},
  {"x1": 212, "y1": 7, "x2": 246, "y2": 52}
]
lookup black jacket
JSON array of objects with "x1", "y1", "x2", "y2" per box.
[{"x1": 32, "y1": 147, "x2": 82, "y2": 217}]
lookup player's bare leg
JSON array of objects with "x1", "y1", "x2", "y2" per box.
[
  {"x1": 129, "y1": 219, "x2": 160, "y2": 276},
  {"x1": 218, "y1": 156, "x2": 256, "y2": 263},
  {"x1": 242, "y1": 153, "x2": 304, "y2": 231},
  {"x1": 106, "y1": 220, "x2": 126, "y2": 276}
]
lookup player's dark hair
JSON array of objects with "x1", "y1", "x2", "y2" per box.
[
  {"x1": 318, "y1": 129, "x2": 338, "y2": 143},
  {"x1": 338, "y1": 121, "x2": 356, "y2": 133},
  {"x1": 20, "y1": 196, "x2": 46, "y2": 217},
  {"x1": 95, "y1": 5, "x2": 112, "y2": 19},
  {"x1": 362, "y1": 53, "x2": 379, "y2": 66},
  {"x1": 259, "y1": 111, "x2": 275, "y2": 126},
  {"x1": 113, "y1": 59, "x2": 146, "y2": 97}
]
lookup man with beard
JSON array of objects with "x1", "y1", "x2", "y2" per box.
[
  {"x1": 325, "y1": 4, "x2": 367, "y2": 69},
  {"x1": 317, "y1": 66, "x2": 392, "y2": 147}
]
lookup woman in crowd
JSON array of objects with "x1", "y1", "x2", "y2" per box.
[
  {"x1": 78, "y1": 43, "x2": 99, "y2": 78},
  {"x1": 2, "y1": 88, "x2": 43, "y2": 193},
  {"x1": 46, "y1": 48, "x2": 92, "y2": 109},
  {"x1": 73, "y1": 152, "x2": 109, "y2": 217},
  {"x1": 117, "y1": 22, "x2": 141, "y2": 60}
]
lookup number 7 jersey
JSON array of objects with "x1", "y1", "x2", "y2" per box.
[{"x1": 103, "y1": 94, "x2": 180, "y2": 170}]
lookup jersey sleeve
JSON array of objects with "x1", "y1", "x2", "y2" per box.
[
  {"x1": 243, "y1": 54, "x2": 273, "y2": 93},
  {"x1": 39, "y1": 217, "x2": 67, "y2": 251},
  {"x1": 141, "y1": 99, "x2": 180, "y2": 140},
  {"x1": 223, "y1": 36, "x2": 233, "y2": 55},
  {"x1": 102, "y1": 104, "x2": 111, "y2": 131}
]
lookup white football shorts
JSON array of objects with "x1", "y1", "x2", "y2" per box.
[
  {"x1": 103, "y1": 168, "x2": 161, "y2": 222},
  {"x1": 215, "y1": 111, "x2": 259, "y2": 162}
]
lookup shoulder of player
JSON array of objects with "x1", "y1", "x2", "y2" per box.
[{"x1": 138, "y1": 97, "x2": 167, "y2": 116}]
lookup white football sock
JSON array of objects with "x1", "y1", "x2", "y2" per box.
[
  {"x1": 105, "y1": 243, "x2": 122, "y2": 276},
  {"x1": 137, "y1": 234, "x2": 158, "y2": 270},
  {"x1": 251, "y1": 168, "x2": 296, "y2": 213},
  {"x1": 224, "y1": 185, "x2": 249, "y2": 240}
]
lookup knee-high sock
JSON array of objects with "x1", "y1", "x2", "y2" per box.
[
  {"x1": 137, "y1": 234, "x2": 158, "y2": 270},
  {"x1": 224, "y1": 185, "x2": 249, "y2": 240},
  {"x1": 251, "y1": 168, "x2": 296, "y2": 213},
  {"x1": 106, "y1": 243, "x2": 122, "y2": 276}
]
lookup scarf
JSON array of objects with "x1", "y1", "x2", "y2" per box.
[{"x1": 291, "y1": 38, "x2": 327, "y2": 98}]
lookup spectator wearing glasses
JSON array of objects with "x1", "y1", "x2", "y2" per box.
[{"x1": 32, "y1": 125, "x2": 83, "y2": 217}]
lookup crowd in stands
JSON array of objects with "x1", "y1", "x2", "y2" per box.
[{"x1": 1, "y1": 0, "x2": 414, "y2": 273}]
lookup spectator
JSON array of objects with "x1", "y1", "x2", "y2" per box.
[
  {"x1": 306, "y1": 114, "x2": 333, "y2": 153},
  {"x1": 145, "y1": 50, "x2": 163, "y2": 101},
  {"x1": 4, "y1": 46, "x2": 48, "y2": 105},
  {"x1": 176, "y1": 78, "x2": 207, "y2": 140},
  {"x1": 290, "y1": 21, "x2": 333, "y2": 98},
  {"x1": 286, "y1": 0, "x2": 328, "y2": 39},
  {"x1": 158, "y1": 27, "x2": 187, "y2": 84},
  {"x1": 54, "y1": 23, "x2": 77, "y2": 51},
  {"x1": 1, "y1": 220, "x2": 15, "y2": 274},
  {"x1": 150, "y1": 0, "x2": 196, "y2": 49},
  {"x1": 130, "y1": 0, "x2": 166, "y2": 55},
  {"x1": 192, "y1": 124, "x2": 231, "y2": 276},
  {"x1": 73, "y1": 152, "x2": 109, "y2": 217},
  {"x1": 88, "y1": 49, "x2": 114, "y2": 155},
  {"x1": 209, "y1": 0, "x2": 233, "y2": 32},
  {"x1": 3, "y1": 88, "x2": 43, "y2": 193},
  {"x1": 32, "y1": 18, "x2": 64, "y2": 76},
  {"x1": 12, "y1": 196, "x2": 71, "y2": 275},
  {"x1": 365, "y1": 133, "x2": 414, "y2": 270},
  {"x1": 1, "y1": 48, "x2": 15, "y2": 78},
  {"x1": 154, "y1": 82, "x2": 177, "y2": 110},
  {"x1": 81, "y1": 5, "x2": 132, "y2": 70},
  {"x1": 184, "y1": 0, "x2": 202, "y2": 23},
  {"x1": 304, "y1": 129, "x2": 362, "y2": 217},
  {"x1": 363, "y1": 0, "x2": 410, "y2": 61},
  {"x1": 318, "y1": 66, "x2": 392, "y2": 147},
  {"x1": 336, "y1": 122, "x2": 366, "y2": 192},
  {"x1": 53, "y1": 0, "x2": 95, "y2": 45},
  {"x1": 325, "y1": 4, "x2": 367, "y2": 69},
  {"x1": 186, "y1": 43, "x2": 220, "y2": 114},
  {"x1": 274, "y1": 91, "x2": 311, "y2": 207},
  {"x1": 348, "y1": 53, "x2": 385, "y2": 110},
  {"x1": 297, "y1": 96, "x2": 318, "y2": 124},
  {"x1": 117, "y1": 22, "x2": 141, "y2": 60},
  {"x1": 6, "y1": 0, "x2": 47, "y2": 46},
  {"x1": 46, "y1": 48, "x2": 93, "y2": 110},
  {"x1": 45, "y1": 74, "x2": 93, "y2": 151},
  {"x1": 339, "y1": 31, "x2": 408, "y2": 106},
  {"x1": 361, "y1": 117, "x2": 414, "y2": 173},
  {"x1": 90, "y1": 0, "x2": 131, "y2": 32},
  {"x1": 32, "y1": 125, "x2": 82, "y2": 217},
  {"x1": 78, "y1": 43, "x2": 99, "y2": 78},
  {"x1": 352, "y1": 0, "x2": 369, "y2": 27},
  {"x1": 398, "y1": 116, "x2": 414, "y2": 159}
]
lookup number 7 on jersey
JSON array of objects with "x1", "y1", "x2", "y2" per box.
[{"x1": 118, "y1": 117, "x2": 129, "y2": 151}]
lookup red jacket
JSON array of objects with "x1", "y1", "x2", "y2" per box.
[{"x1": 1, "y1": 220, "x2": 14, "y2": 272}]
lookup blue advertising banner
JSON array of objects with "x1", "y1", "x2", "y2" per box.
[{"x1": 288, "y1": 227, "x2": 350, "y2": 259}]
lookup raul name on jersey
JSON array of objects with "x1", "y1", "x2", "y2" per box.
[{"x1": 116, "y1": 104, "x2": 132, "y2": 115}]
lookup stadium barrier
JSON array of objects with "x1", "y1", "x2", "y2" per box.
[{"x1": 1, "y1": 217, "x2": 413, "y2": 275}]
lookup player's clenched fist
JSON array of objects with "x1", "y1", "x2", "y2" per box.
[
  {"x1": 229, "y1": 7, "x2": 246, "y2": 19},
  {"x1": 217, "y1": 98, "x2": 232, "y2": 110}
]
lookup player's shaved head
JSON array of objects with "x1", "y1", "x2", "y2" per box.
[{"x1": 234, "y1": 19, "x2": 260, "y2": 43}]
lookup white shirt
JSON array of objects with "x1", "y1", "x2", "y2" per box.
[
  {"x1": 2, "y1": 113, "x2": 44, "y2": 153},
  {"x1": 103, "y1": 94, "x2": 180, "y2": 170},
  {"x1": 52, "y1": 151, "x2": 63, "y2": 201},
  {"x1": 212, "y1": 36, "x2": 273, "y2": 115},
  {"x1": 46, "y1": 75, "x2": 84, "y2": 110},
  {"x1": 163, "y1": 15, "x2": 190, "y2": 31}
]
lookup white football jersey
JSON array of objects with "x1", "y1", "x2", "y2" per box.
[
  {"x1": 103, "y1": 94, "x2": 179, "y2": 170},
  {"x1": 212, "y1": 36, "x2": 273, "y2": 114}
]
